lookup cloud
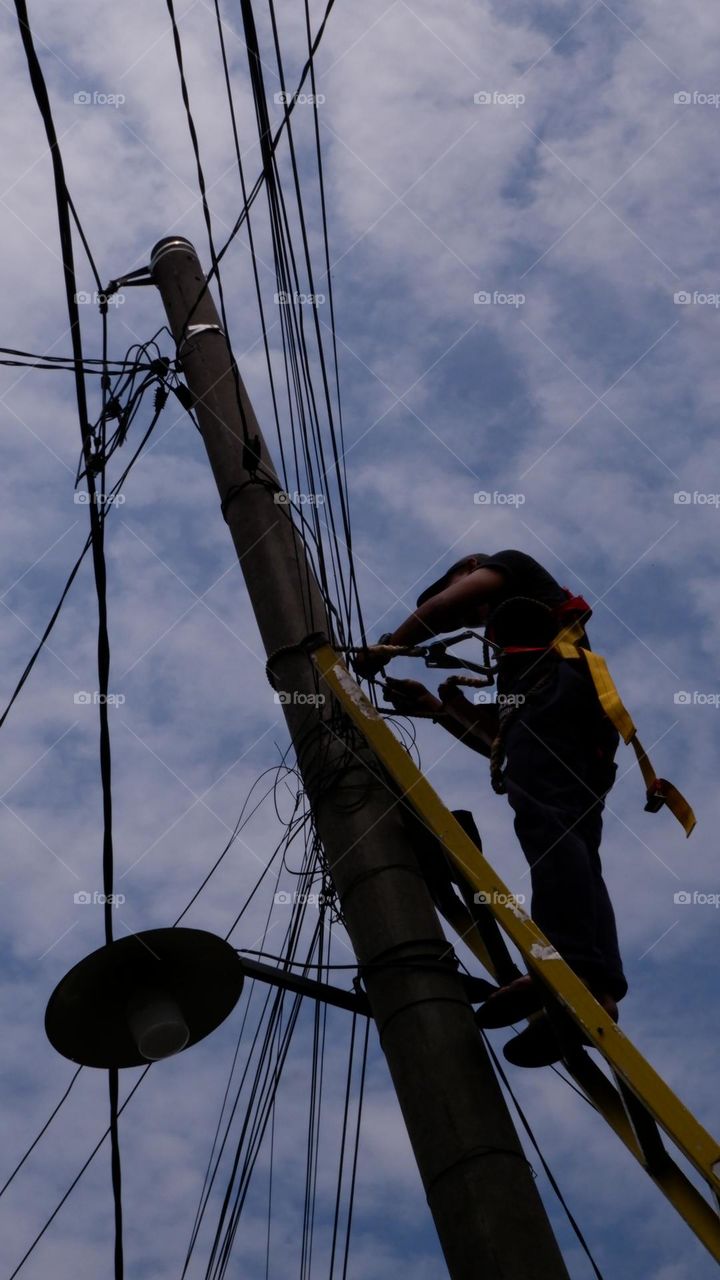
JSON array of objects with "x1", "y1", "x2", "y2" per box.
[{"x1": 0, "y1": 0, "x2": 718, "y2": 1276}]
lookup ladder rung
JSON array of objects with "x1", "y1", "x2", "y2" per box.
[
  {"x1": 565, "y1": 1052, "x2": 720, "y2": 1257},
  {"x1": 614, "y1": 1075, "x2": 671, "y2": 1174},
  {"x1": 563, "y1": 1048, "x2": 643, "y2": 1159}
]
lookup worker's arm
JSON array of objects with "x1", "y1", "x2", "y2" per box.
[
  {"x1": 354, "y1": 567, "x2": 504, "y2": 678},
  {"x1": 390, "y1": 567, "x2": 504, "y2": 644},
  {"x1": 436, "y1": 679, "x2": 498, "y2": 756},
  {"x1": 381, "y1": 678, "x2": 498, "y2": 758},
  {"x1": 432, "y1": 710, "x2": 495, "y2": 758}
]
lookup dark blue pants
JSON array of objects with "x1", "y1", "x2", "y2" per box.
[{"x1": 502, "y1": 658, "x2": 627, "y2": 1001}]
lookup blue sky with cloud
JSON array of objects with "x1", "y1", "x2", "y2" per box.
[{"x1": 0, "y1": 0, "x2": 718, "y2": 1276}]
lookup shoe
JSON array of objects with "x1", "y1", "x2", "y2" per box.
[
  {"x1": 474, "y1": 975, "x2": 543, "y2": 1029},
  {"x1": 502, "y1": 1014, "x2": 562, "y2": 1067},
  {"x1": 463, "y1": 975, "x2": 499, "y2": 1004},
  {"x1": 502, "y1": 993, "x2": 620, "y2": 1068}
]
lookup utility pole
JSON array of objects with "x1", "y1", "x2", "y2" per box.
[{"x1": 150, "y1": 236, "x2": 570, "y2": 1280}]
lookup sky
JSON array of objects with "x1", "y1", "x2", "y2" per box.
[{"x1": 0, "y1": 0, "x2": 719, "y2": 1276}]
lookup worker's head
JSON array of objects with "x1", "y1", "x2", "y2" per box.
[{"x1": 416, "y1": 553, "x2": 492, "y2": 625}]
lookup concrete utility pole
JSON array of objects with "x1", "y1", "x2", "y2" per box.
[{"x1": 150, "y1": 236, "x2": 570, "y2": 1280}]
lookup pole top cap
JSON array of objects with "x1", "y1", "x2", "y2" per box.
[{"x1": 150, "y1": 237, "x2": 199, "y2": 272}]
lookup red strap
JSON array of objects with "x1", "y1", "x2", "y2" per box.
[{"x1": 557, "y1": 589, "x2": 592, "y2": 620}]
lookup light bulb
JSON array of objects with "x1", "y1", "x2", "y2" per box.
[{"x1": 127, "y1": 989, "x2": 190, "y2": 1062}]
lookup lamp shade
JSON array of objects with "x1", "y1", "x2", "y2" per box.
[{"x1": 45, "y1": 928, "x2": 244, "y2": 1068}]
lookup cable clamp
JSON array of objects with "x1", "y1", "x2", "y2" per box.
[
  {"x1": 242, "y1": 433, "x2": 262, "y2": 475},
  {"x1": 179, "y1": 323, "x2": 225, "y2": 350},
  {"x1": 265, "y1": 633, "x2": 329, "y2": 689}
]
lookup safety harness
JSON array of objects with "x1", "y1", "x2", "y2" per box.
[{"x1": 487, "y1": 589, "x2": 696, "y2": 837}]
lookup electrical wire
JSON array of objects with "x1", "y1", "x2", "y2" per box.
[
  {"x1": 328, "y1": 1012, "x2": 357, "y2": 1276},
  {"x1": 0, "y1": 1067, "x2": 83, "y2": 1201},
  {"x1": 6, "y1": 1066, "x2": 151, "y2": 1280},
  {"x1": 181, "y1": 0, "x2": 339, "y2": 297},
  {"x1": 0, "y1": 348, "x2": 153, "y2": 374},
  {"x1": 340, "y1": 1015, "x2": 369, "y2": 1279},
  {"x1": 196, "y1": 934, "x2": 319, "y2": 1276},
  {"x1": 12, "y1": 5, "x2": 126, "y2": 1270},
  {"x1": 0, "y1": 378, "x2": 172, "y2": 735}
]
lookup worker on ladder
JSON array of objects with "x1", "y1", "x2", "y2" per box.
[{"x1": 355, "y1": 550, "x2": 627, "y2": 1067}]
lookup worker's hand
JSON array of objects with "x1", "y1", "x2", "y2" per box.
[
  {"x1": 352, "y1": 645, "x2": 392, "y2": 679},
  {"x1": 437, "y1": 676, "x2": 470, "y2": 707},
  {"x1": 381, "y1": 677, "x2": 441, "y2": 718}
]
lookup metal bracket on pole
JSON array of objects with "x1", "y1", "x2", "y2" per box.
[
  {"x1": 238, "y1": 954, "x2": 494, "y2": 1016},
  {"x1": 238, "y1": 955, "x2": 370, "y2": 1015}
]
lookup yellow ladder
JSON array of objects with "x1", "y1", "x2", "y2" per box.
[{"x1": 313, "y1": 644, "x2": 720, "y2": 1264}]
